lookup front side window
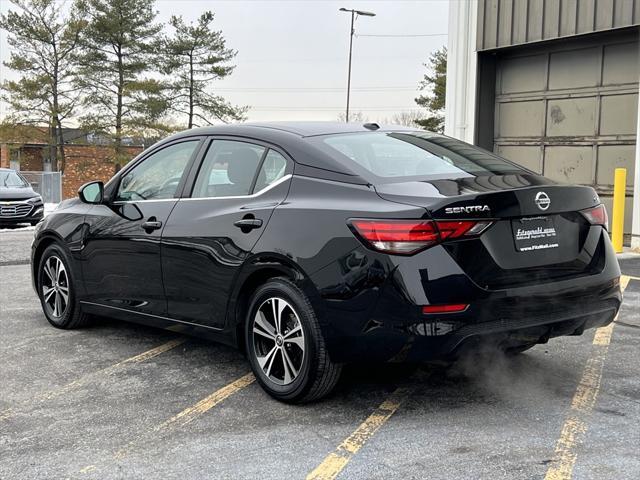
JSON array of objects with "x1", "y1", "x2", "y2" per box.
[
  {"x1": 192, "y1": 140, "x2": 266, "y2": 198},
  {"x1": 116, "y1": 140, "x2": 198, "y2": 201}
]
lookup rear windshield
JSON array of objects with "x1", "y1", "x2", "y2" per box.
[
  {"x1": 314, "y1": 131, "x2": 527, "y2": 182},
  {"x1": 0, "y1": 170, "x2": 28, "y2": 188}
]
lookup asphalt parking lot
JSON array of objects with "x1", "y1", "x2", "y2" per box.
[{"x1": 1, "y1": 229, "x2": 639, "y2": 479}]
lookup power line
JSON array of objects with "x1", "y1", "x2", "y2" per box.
[
  {"x1": 249, "y1": 106, "x2": 418, "y2": 111},
  {"x1": 214, "y1": 86, "x2": 417, "y2": 92},
  {"x1": 357, "y1": 33, "x2": 447, "y2": 38}
]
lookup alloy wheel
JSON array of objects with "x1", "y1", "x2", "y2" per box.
[
  {"x1": 41, "y1": 256, "x2": 70, "y2": 319},
  {"x1": 252, "y1": 297, "x2": 305, "y2": 386}
]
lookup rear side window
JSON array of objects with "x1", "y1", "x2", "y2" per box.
[
  {"x1": 253, "y1": 150, "x2": 289, "y2": 192},
  {"x1": 317, "y1": 132, "x2": 526, "y2": 181},
  {"x1": 192, "y1": 140, "x2": 266, "y2": 198}
]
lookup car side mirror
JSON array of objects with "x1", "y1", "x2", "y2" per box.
[{"x1": 78, "y1": 181, "x2": 104, "y2": 204}]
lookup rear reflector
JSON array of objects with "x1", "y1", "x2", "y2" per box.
[
  {"x1": 349, "y1": 219, "x2": 493, "y2": 255},
  {"x1": 580, "y1": 204, "x2": 608, "y2": 229},
  {"x1": 422, "y1": 304, "x2": 468, "y2": 314}
]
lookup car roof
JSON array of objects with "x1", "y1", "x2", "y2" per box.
[{"x1": 171, "y1": 121, "x2": 418, "y2": 139}]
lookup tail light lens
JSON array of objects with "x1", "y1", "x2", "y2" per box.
[
  {"x1": 580, "y1": 204, "x2": 608, "y2": 229},
  {"x1": 422, "y1": 304, "x2": 469, "y2": 314},
  {"x1": 349, "y1": 219, "x2": 493, "y2": 255}
]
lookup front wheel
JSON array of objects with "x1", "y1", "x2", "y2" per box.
[
  {"x1": 245, "y1": 278, "x2": 341, "y2": 403},
  {"x1": 38, "y1": 244, "x2": 91, "y2": 329}
]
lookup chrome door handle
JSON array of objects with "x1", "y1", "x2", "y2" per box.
[
  {"x1": 141, "y1": 219, "x2": 162, "y2": 232},
  {"x1": 234, "y1": 218, "x2": 263, "y2": 230}
]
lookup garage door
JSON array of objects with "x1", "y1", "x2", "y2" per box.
[{"x1": 493, "y1": 30, "x2": 638, "y2": 231}]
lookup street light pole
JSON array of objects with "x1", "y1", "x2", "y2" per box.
[
  {"x1": 345, "y1": 10, "x2": 355, "y2": 123},
  {"x1": 339, "y1": 8, "x2": 375, "y2": 123}
]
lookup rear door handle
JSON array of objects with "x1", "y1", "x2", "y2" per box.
[
  {"x1": 234, "y1": 218, "x2": 263, "y2": 230},
  {"x1": 142, "y1": 218, "x2": 163, "y2": 232}
]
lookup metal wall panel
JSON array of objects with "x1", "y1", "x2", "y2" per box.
[
  {"x1": 546, "y1": 97, "x2": 597, "y2": 136},
  {"x1": 491, "y1": 30, "x2": 638, "y2": 231},
  {"x1": 600, "y1": 94, "x2": 639, "y2": 135},
  {"x1": 597, "y1": 145, "x2": 636, "y2": 185},
  {"x1": 602, "y1": 41, "x2": 639, "y2": 84},
  {"x1": 498, "y1": 0, "x2": 514, "y2": 46},
  {"x1": 560, "y1": 0, "x2": 579, "y2": 37},
  {"x1": 478, "y1": 0, "x2": 639, "y2": 50},
  {"x1": 548, "y1": 47, "x2": 600, "y2": 88},
  {"x1": 497, "y1": 101, "x2": 545, "y2": 137},
  {"x1": 527, "y1": 0, "x2": 545, "y2": 40},
  {"x1": 512, "y1": 0, "x2": 529, "y2": 45},
  {"x1": 497, "y1": 145, "x2": 543, "y2": 172},
  {"x1": 595, "y1": 0, "x2": 615, "y2": 30},
  {"x1": 544, "y1": 146, "x2": 595, "y2": 184},
  {"x1": 499, "y1": 54, "x2": 547, "y2": 93},
  {"x1": 577, "y1": 0, "x2": 597, "y2": 34}
]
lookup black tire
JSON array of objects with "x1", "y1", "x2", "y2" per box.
[
  {"x1": 37, "y1": 243, "x2": 91, "y2": 329},
  {"x1": 504, "y1": 343, "x2": 536, "y2": 356},
  {"x1": 245, "y1": 278, "x2": 342, "y2": 403}
]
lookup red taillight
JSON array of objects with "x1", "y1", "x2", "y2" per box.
[
  {"x1": 580, "y1": 204, "x2": 608, "y2": 229},
  {"x1": 349, "y1": 219, "x2": 492, "y2": 255},
  {"x1": 422, "y1": 304, "x2": 469, "y2": 314}
]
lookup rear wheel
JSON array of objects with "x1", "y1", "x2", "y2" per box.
[
  {"x1": 245, "y1": 278, "x2": 341, "y2": 403},
  {"x1": 38, "y1": 244, "x2": 91, "y2": 329}
]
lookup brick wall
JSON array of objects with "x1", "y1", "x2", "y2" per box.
[
  {"x1": 62, "y1": 145, "x2": 143, "y2": 199},
  {"x1": 0, "y1": 144, "x2": 43, "y2": 170},
  {"x1": 0, "y1": 144, "x2": 8, "y2": 168},
  {"x1": 20, "y1": 147, "x2": 45, "y2": 171}
]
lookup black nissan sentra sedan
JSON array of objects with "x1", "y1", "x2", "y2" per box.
[
  {"x1": 0, "y1": 168, "x2": 44, "y2": 226},
  {"x1": 31, "y1": 122, "x2": 621, "y2": 402}
]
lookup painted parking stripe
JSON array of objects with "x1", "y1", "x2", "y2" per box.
[
  {"x1": 153, "y1": 372, "x2": 256, "y2": 431},
  {"x1": 544, "y1": 275, "x2": 631, "y2": 480},
  {"x1": 0, "y1": 338, "x2": 186, "y2": 421},
  {"x1": 306, "y1": 386, "x2": 415, "y2": 480},
  {"x1": 80, "y1": 373, "x2": 255, "y2": 473}
]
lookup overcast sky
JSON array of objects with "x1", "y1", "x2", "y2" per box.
[{"x1": 0, "y1": 0, "x2": 449, "y2": 123}]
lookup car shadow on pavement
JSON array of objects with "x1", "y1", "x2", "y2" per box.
[{"x1": 68, "y1": 315, "x2": 582, "y2": 411}]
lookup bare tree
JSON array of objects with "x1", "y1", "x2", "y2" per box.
[{"x1": 1, "y1": 0, "x2": 85, "y2": 172}]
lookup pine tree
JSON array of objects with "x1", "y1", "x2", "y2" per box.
[
  {"x1": 0, "y1": 0, "x2": 85, "y2": 172},
  {"x1": 162, "y1": 12, "x2": 247, "y2": 128},
  {"x1": 75, "y1": 0, "x2": 168, "y2": 162},
  {"x1": 415, "y1": 46, "x2": 447, "y2": 133}
]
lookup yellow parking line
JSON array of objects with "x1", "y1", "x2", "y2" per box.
[
  {"x1": 306, "y1": 386, "x2": 414, "y2": 480},
  {"x1": 81, "y1": 373, "x2": 255, "y2": 472},
  {"x1": 544, "y1": 275, "x2": 631, "y2": 480},
  {"x1": 0, "y1": 338, "x2": 186, "y2": 421},
  {"x1": 153, "y1": 372, "x2": 255, "y2": 431}
]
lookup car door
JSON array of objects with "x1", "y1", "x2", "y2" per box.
[
  {"x1": 81, "y1": 138, "x2": 203, "y2": 316},
  {"x1": 161, "y1": 137, "x2": 293, "y2": 329}
]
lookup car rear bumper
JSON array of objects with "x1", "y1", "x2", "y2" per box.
[{"x1": 314, "y1": 232, "x2": 622, "y2": 363}]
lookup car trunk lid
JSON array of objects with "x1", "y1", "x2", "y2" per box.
[{"x1": 375, "y1": 175, "x2": 605, "y2": 289}]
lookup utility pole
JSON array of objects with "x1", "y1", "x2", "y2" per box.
[{"x1": 339, "y1": 8, "x2": 376, "y2": 123}]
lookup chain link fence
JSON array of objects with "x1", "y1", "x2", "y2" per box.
[{"x1": 20, "y1": 171, "x2": 62, "y2": 204}]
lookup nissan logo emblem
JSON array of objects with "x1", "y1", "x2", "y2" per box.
[{"x1": 535, "y1": 191, "x2": 551, "y2": 211}]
